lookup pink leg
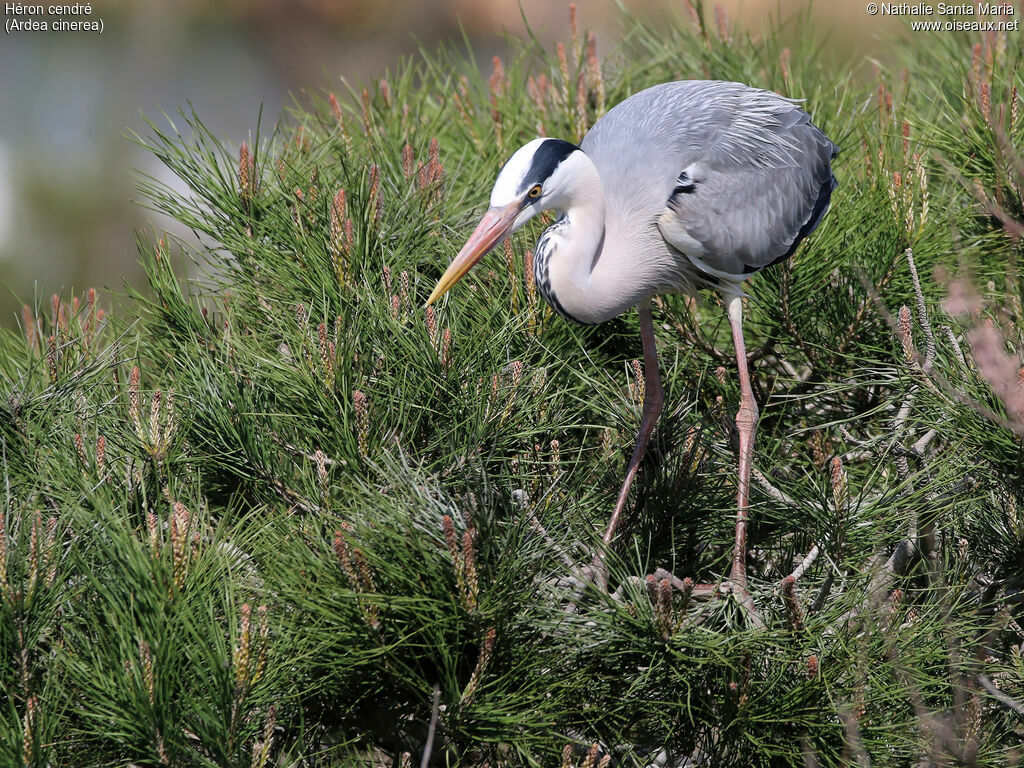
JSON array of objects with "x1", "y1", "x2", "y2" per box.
[
  {"x1": 601, "y1": 299, "x2": 664, "y2": 548},
  {"x1": 725, "y1": 291, "x2": 758, "y2": 588}
]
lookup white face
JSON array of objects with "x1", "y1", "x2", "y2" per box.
[
  {"x1": 487, "y1": 138, "x2": 587, "y2": 234},
  {"x1": 489, "y1": 138, "x2": 551, "y2": 208}
]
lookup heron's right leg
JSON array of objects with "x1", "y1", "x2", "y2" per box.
[
  {"x1": 725, "y1": 292, "x2": 758, "y2": 589},
  {"x1": 593, "y1": 300, "x2": 664, "y2": 574}
]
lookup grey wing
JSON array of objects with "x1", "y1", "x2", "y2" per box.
[{"x1": 655, "y1": 86, "x2": 838, "y2": 280}]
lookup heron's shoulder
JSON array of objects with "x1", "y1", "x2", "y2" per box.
[
  {"x1": 584, "y1": 80, "x2": 831, "y2": 169},
  {"x1": 588, "y1": 80, "x2": 799, "y2": 124}
]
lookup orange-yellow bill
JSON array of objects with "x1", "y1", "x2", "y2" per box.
[{"x1": 426, "y1": 202, "x2": 521, "y2": 306}]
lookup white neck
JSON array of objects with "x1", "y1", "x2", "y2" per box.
[{"x1": 539, "y1": 153, "x2": 644, "y2": 325}]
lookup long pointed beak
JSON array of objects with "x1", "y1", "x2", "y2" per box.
[{"x1": 426, "y1": 202, "x2": 521, "y2": 306}]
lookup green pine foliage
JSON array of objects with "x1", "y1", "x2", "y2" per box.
[{"x1": 3, "y1": 3, "x2": 1024, "y2": 765}]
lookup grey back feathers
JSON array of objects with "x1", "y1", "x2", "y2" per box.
[{"x1": 581, "y1": 80, "x2": 838, "y2": 282}]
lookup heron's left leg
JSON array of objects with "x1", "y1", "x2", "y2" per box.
[
  {"x1": 726, "y1": 291, "x2": 758, "y2": 588},
  {"x1": 600, "y1": 299, "x2": 664, "y2": 548},
  {"x1": 569, "y1": 302, "x2": 662, "y2": 603}
]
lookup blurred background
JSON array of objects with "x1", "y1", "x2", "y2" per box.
[{"x1": 0, "y1": 0, "x2": 904, "y2": 328}]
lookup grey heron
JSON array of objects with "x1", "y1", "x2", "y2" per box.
[{"x1": 427, "y1": 80, "x2": 838, "y2": 589}]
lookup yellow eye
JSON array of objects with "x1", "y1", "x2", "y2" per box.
[{"x1": 528, "y1": 184, "x2": 542, "y2": 199}]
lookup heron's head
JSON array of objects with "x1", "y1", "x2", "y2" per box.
[{"x1": 426, "y1": 137, "x2": 584, "y2": 305}]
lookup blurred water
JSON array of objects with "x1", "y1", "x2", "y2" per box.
[
  {"x1": 0, "y1": 5, "x2": 281, "y2": 325},
  {"x1": 0, "y1": 1, "x2": 460, "y2": 327}
]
